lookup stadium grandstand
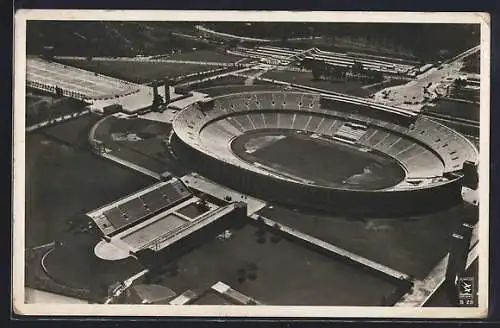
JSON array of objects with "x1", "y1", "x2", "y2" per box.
[
  {"x1": 227, "y1": 46, "x2": 416, "y2": 75},
  {"x1": 171, "y1": 89, "x2": 478, "y2": 216}
]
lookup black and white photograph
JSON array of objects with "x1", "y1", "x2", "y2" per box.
[{"x1": 12, "y1": 10, "x2": 490, "y2": 318}]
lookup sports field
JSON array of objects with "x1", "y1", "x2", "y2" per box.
[
  {"x1": 153, "y1": 221, "x2": 399, "y2": 305},
  {"x1": 262, "y1": 70, "x2": 371, "y2": 97},
  {"x1": 232, "y1": 131, "x2": 405, "y2": 190},
  {"x1": 56, "y1": 59, "x2": 215, "y2": 83},
  {"x1": 92, "y1": 116, "x2": 188, "y2": 176},
  {"x1": 257, "y1": 201, "x2": 478, "y2": 279}
]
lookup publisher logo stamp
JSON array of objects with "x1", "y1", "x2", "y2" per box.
[{"x1": 458, "y1": 277, "x2": 475, "y2": 306}]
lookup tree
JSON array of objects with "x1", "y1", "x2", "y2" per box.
[
  {"x1": 312, "y1": 66, "x2": 321, "y2": 81},
  {"x1": 55, "y1": 86, "x2": 64, "y2": 97},
  {"x1": 152, "y1": 94, "x2": 164, "y2": 111},
  {"x1": 311, "y1": 60, "x2": 326, "y2": 81},
  {"x1": 351, "y1": 61, "x2": 364, "y2": 75},
  {"x1": 453, "y1": 77, "x2": 466, "y2": 89}
]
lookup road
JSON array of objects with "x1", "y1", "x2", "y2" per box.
[{"x1": 371, "y1": 45, "x2": 480, "y2": 111}]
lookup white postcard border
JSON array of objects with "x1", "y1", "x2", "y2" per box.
[{"x1": 12, "y1": 10, "x2": 491, "y2": 318}]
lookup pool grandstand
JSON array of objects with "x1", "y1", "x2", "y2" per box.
[{"x1": 87, "y1": 178, "x2": 245, "y2": 259}]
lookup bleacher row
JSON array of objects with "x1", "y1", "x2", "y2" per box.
[
  {"x1": 231, "y1": 46, "x2": 414, "y2": 74},
  {"x1": 173, "y1": 91, "x2": 478, "y2": 188},
  {"x1": 93, "y1": 180, "x2": 192, "y2": 236},
  {"x1": 358, "y1": 128, "x2": 444, "y2": 178},
  {"x1": 26, "y1": 57, "x2": 141, "y2": 100}
]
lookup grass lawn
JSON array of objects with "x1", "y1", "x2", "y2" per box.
[
  {"x1": 258, "y1": 202, "x2": 477, "y2": 279},
  {"x1": 166, "y1": 50, "x2": 245, "y2": 63},
  {"x1": 263, "y1": 70, "x2": 371, "y2": 97},
  {"x1": 26, "y1": 124, "x2": 154, "y2": 247},
  {"x1": 154, "y1": 221, "x2": 398, "y2": 305},
  {"x1": 57, "y1": 59, "x2": 215, "y2": 83}
]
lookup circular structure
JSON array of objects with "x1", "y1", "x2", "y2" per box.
[
  {"x1": 172, "y1": 89, "x2": 478, "y2": 216},
  {"x1": 94, "y1": 240, "x2": 131, "y2": 261}
]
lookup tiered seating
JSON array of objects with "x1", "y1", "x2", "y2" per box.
[
  {"x1": 323, "y1": 119, "x2": 345, "y2": 137},
  {"x1": 233, "y1": 115, "x2": 255, "y2": 131},
  {"x1": 384, "y1": 138, "x2": 415, "y2": 158},
  {"x1": 173, "y1": 90, "x2": 477, "y2": 189},
  {"x1": 406, "y1": 117, "x2": 477, "y2": 172},
  {"x1": 100, "y1": 180, "x2": 192, "y2": 234},
  {"x1": 118, "y1": 198, "x2": 149, "y2": 220},
  {"x1": 357, "y1": 128, "x2": 445, "y2": 178},
  {"x1": 303, "y1": 115, "x2": 324, "y2": 132},
  {"x1": 247, "y1": 112, "x2": 267, "y2": 129},
  {"x1": 103, "y1": 207, "x2": 126, "y2": 230},
  {"x1": 224, "y1": 117, "x2": 247, "y2": 133},
  {"x1": 291, "y1": 113, "x2": 310, "y2": 130},
  {"x1": 359, "y1": 129, "x2": 389, "y2": 148},
  {"x1": 371, "y1": 134, "x2": 401, "y2": 153},
  {"x1": 402, "y1": 151, "x2": 445, "y2": 178},
  {"x1": 312, "y1": 117, "x2": 336, "y2": 135},
  {"x1": 277, "y1": 112, "x2": 294, "y2": 129},
  {"x1": 216, "y1": 119, "x2": 243, "y2": 136},
  {"x1": 159, "y1": 181, "x2": 190, "y2": 201},
  {"x1": 263, "y1": 112, "x2": 278, "y2": 127},
  {"x1": 334, "y1": 123, "x2": 368, "y2": 142},
  {"x1": 140, "y1": 189, "x2": 168, "y2": 212}
]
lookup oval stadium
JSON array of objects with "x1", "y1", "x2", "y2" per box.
[
  {"x1": 172, "y1": 88, "x2": 478, "y2": 216},
  {"x1": 23, "y1": 20, "x2": 484, "y2": 309}
]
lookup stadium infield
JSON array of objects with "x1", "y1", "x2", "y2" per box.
[
  {"x1": 231, "y1": 130, "x2": 405, "y2": 190},
  {"x1": 152, "y1": 221, "x2": 400, "y2": 306}
]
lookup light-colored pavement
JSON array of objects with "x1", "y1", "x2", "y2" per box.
[
  {"x1": 25, "y1": 288, "x2": 88, "y2": 304},
  {"x1": 371, "y1": 46, "x2": 480, "y2": 111}
]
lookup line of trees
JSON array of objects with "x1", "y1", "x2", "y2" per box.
[{"x1": 302, "y1": 58, "x2": 384, "y2": 84}]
